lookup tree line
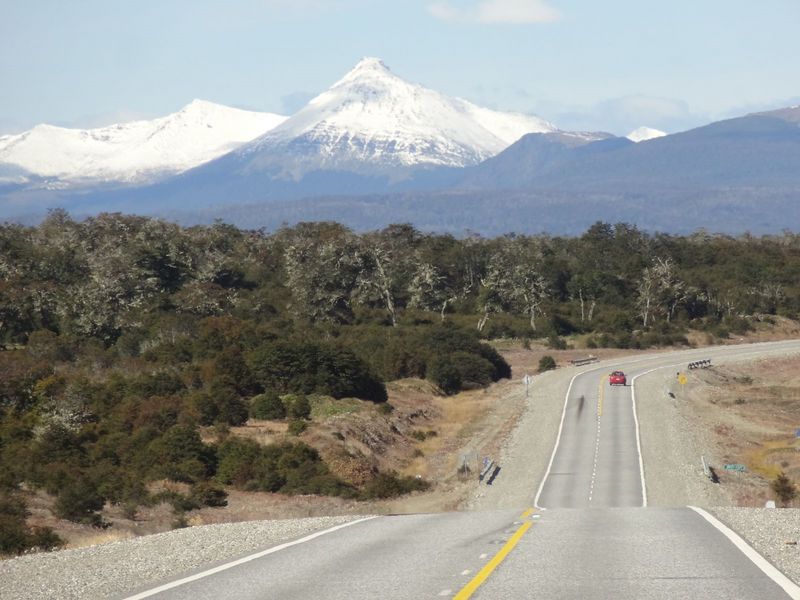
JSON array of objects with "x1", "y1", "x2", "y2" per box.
[{"x1": 2, "y1": 211, "x2": 800, "y2": 554}]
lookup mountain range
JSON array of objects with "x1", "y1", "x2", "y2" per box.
[
  {"x1": 1, "y1": 59, "x2": 799, "y2": 234},
  {"x1": 0, "y1": 100, "x2": 286, "y2": 185}
]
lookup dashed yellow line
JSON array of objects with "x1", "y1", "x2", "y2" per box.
[
  {"x1": 453, "y1": 509, "x2": 536, "y2": 599},
  {"x1": 453, "y1": 520, "x2": 533, "y2": 600}
]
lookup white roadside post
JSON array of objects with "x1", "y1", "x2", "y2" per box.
[{"x1": 523, "y1": 374, "x2": 531, "y2": 398}]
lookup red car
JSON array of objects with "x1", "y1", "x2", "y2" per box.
[{"x1": 609, "y1": 371, "x2": 627, "y2": 386}]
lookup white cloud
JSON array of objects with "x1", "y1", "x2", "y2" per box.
[{"x1": 428, "y1": 0, "x2": 560, "y2": 24}]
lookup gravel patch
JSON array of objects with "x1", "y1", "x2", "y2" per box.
[
  {"x1": 0, "y1": 515, "x2": 368, "y2": 600},
  {"x1": 709, "y1": 507, "x2": 800, "y2": 585},
  {"x1": 636, "y1": 370, "x2": 732, "y2": 507},
  {"x1": 466, "y1": 367, "x2": 572, "y2": 511}
]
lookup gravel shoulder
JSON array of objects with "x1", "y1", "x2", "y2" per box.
[
  {"x1": 635, "y1": 345, "x2": 800, "y2": 585},
  {"x1": 636, "y1": 370, "x2": 733, "y2": 507},
  {"x1": 0, "y1": 515, "x2": 367, "y2": 600},
  {"x1": 709, "y1": 507, "x2": 800, "y2": 586},
  {"x1": 465, "y1": 367, "x2": 572, "y2": 511}
]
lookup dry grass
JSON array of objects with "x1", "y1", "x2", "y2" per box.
[{"x1": 689, "y1": 356, "x2": 800, "y2": 506}]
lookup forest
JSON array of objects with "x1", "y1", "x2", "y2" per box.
[{"x1": 3, "y1": 210, "x2": 800, "y2": 554}]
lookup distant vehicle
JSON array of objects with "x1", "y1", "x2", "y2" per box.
[{"x1": 609, "y1": 371, "x2": 627, "y2": 386}]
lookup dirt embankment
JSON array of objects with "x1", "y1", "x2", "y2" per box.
[{"x1": 686, "y1": 357, "x2": 800, "y2": 506}]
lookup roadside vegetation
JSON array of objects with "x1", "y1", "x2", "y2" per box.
[{"x1": 3, "y1": 212, "x2": 800, "y2": 554}]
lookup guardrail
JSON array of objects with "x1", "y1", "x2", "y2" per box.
[
  {"x1": 479, "y1": 457, "x2": 495, "y2": 482},
  {"x1": 688, "y1": 359, "x2": 712, "y2": 370},
  {"x1": 570, "y1": 356, "x2": 599, "y2": 366}
]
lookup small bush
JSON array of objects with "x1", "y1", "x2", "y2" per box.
[
  {"x1": 359, "y1": 471, "x2": 431, "y2": 499},
  {"x1": 287, "y1": 419, "x2": 307, "y2": 436},
  {"x1": 0, "y1": 493, "x2": 63, "y2": 555},
  {"x1": 54, "y1": 478, "x2": 106, "y2": 526},
  {"x1": 771, "y1": 472, "x2": 797, "y2": 506},
  {"x1": 538, "y1": 355, "x2": 557, "y2": 372},
  {"x1": 427, "y1": 357, "x2": 461, "y2": 395},
  {"x1": 250, "y1": 391, "x2": 286, "y2": 420},
  {"x1": 285, "y1": 394, "x2": 311, "y2": 420},
  {"x1": 190, "y1": 481, "x2": 228, "y2": 507},
  {"x1": 547, "y1": 335, "x2": 567, "y2": 350}
]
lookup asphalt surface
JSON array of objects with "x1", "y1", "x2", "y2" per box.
[
  {"x1": 536, "y1": 370, "x2": 642, "y2": 508},
  {"x1": 124, "y1": 341, "x2": 800, "y2": 600},
  {"x1": 119, "y1": 510, "x2": 526, "y2": 600},
  {"x1": 474, "y1": 508, "x2": 793, "y2": 600}
]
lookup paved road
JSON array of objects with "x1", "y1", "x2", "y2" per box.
[
  {"x1": 124, "y1": 341, "x2": 800, "y2": 600},
  {"x1": 120, "y1": 510, "x2": 527, "y2": 600}
]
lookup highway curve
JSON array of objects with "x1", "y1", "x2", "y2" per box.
[{"x1": 120, "y1": 341, "x2": 800, "y2": 600}]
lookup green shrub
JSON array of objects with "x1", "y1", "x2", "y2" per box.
[
  {"x1": 248, "y1": 342, "x2": 388, "y2": 402},
  {"x1": 284, "y1": 394, "x2": 311, "y2": 420},
  {"x1": 538, "y1": 355, "x2": 557, "y2": 372},
  {"x1": 146, "y1": 425, "x2": 215, "y2": 483},
  {"x1": 427, "y1": 357, "x2": 461, "y2": 395},
  {"x1": 360, "y1": 471, "x2": 430, "y2": 499},
  {"x1": 250, "y1": 391, "x2": 286, "y2": 420},
  {"x1": 190, "y1": 481, "x2": 228, "y2": 507},
  {"x1": 54, "y1": 478, "x2": 105, "y2": 526},
  {"x1": 771, "y1": 472, "x2": 797, "y2": 506},
  {"x1": 0, "y1": 493, "x2": 62, "y2": 555},
  {"x1": 287, "y1": 419, "x2": 307, "y2": 436}
]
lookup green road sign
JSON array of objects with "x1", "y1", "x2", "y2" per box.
[{"x1": 724, "y1": 464, "x2": 746, "y2": 472}]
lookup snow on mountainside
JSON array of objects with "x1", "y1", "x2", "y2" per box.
[
  {"x1": 237, "y1": 57, "x2": 557, "y2": 179},
  {"x1": 626, "y1": 126, "x2": 667, "y2": 142},
  {"x1": 0, "y1": 100, "x2": 287, "y2": 183}
]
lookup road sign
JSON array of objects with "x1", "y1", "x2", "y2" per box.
[
  {"x1": 522, "y1": 374, "x2": 532, "y2": 397},
  {"x1": 724, "y1": 464, "x2": 746, "y2": 472}
]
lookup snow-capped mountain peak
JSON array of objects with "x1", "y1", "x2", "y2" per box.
[
  {"x1": 238, "y1": 58, "x2": 557, "y2": 179},
  {"x1": 626, "y1": 126, "x2": 667, "y2": 143},
  {"x1": 0, "y1": 101, "x2": 287, "y2": 183}
]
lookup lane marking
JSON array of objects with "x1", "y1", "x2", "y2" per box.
[
  {"x1": 534, "y1": 371, "x2": 580, "y2": 508},
  {"x1": 689, "y1": 506, "x2": 800, "y2": 600},
  {"x1": 519, "y1": 507, "x2": 534, "y2": 519},
  {"x1": 589, "y1": 377, "x2": 604, "y2": 502},
  {"x1": 533, "y1": 342, "x2": 800, "y2": 510},
  {"x1": 453, "y1": 521, "x2": 533, "y2": 600},
  {"x1": 630, "y1": 359, "x2": 723, "y2": 508},
  {"x1": 120, "y1": 517, "x2": 378, "y2": 600},
  {"x1": 479, "y1": 553, "x2": 488, "y2": 559},
  {"x1": 461, "y1": 569, "x2": 472, "y2": 576}
]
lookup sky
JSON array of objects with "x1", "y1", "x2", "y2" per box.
[{"x1": 1, "y1": 0, "x2": 799, "y2": 136}]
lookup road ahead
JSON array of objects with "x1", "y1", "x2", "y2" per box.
[{"x1": 122, "y1": 341, "x2": 800, "y2": 600}]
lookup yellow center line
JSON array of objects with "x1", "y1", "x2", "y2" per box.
[
  {"x1": 518, "y1": 507, "x2": 534, "y2": 519},
  {"x1": 453, "y1": 521, "x2": 533, "y2": 600}
]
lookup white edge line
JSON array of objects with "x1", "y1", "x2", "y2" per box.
[
  {"x1": 531, "y1": 342, "x2": 800, "y2": 511},
  {"x1": 630, "y1": 369, "x2": 661, "y2": 508},
  {"x1": 533, "y1": 371, "x2": 579, "y2": 509},
  {"x1": 688, "y1": 506, "x2": 800, "y2": 599},
  {"x1": 121, "y1": 516, "x2": 378, "y2": 600},
  {"x1": 630, "y1": 361, "x2": 705, "y2": 508}
]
